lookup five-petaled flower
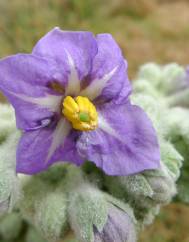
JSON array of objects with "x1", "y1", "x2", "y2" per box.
[{"x1": 0, "y1": 27, "x2": 160, "y2": 175}]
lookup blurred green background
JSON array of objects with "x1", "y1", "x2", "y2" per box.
[
  {"x1": 0, "y1": 0, "x2": 189, "y2": 76},
  {"x1": 0, "y1": 0, "x2": 189, "y2": 241}
]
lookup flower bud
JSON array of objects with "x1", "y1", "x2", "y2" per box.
[
  {"x1": 160, "y1": 141, "x2": 183, "y2": 181},
  {"x1": 161, "y1": 63, "x2": 186, "y2": 94},
  {"x1": 143, "y1": 163, "x2": 177, "y2": 204},
  {"x1": 94, "y1": 204, "x2": 136, "y2": 242},
  {"x1": 105, "y1": 162, "x2": 177, "y2": 218},
  {"x1": 68, "y1": 184, "x2": 136, "y2": 242},
  {"x1": 137, "y1": 63, "x2": 161, "y2": 88},
  {"x1": 137, "y1": 63, "x2": 187, "y2": 95}
]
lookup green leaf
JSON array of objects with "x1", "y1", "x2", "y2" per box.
[{"x1": 69, "y1": 185, "x2": 108, "y2": 242}]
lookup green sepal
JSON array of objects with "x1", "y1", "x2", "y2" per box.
[{"x1": 68, "y1": 185, "x2": 108, "y2": 242}]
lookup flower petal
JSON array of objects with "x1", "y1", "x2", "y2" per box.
[
  {"x1": 77, "y1": 102, "x2": 160, "y2": 176},
  {"x1": 0, "y1": 54, "x2": 64, "y2": 130},
  {"x1": 16, "y1": 119, "x2": 83, "y2": 174},
  {"x1": 80, "y1": 34, "x2": 131, "y2": 103},
  {"x1": 94, "y1": 204, "x2": 136, "y2": 242},
  {"x1": 33, "y1": 27, "x2": 98, "y2": 95}
]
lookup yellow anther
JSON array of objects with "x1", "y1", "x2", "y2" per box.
[{"x1": 62, "y1": 96, "x2": 98, "y2": 131}]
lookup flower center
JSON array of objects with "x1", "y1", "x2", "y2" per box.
[{"x1": 62, "y1": 96, "x2": 98, "y2": 131}]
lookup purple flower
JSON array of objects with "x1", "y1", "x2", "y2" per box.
[
  {"x1": 94, "y1": 205, "x2": 136, "y2": 242},
  {"x1": 0, "y1": 27, "x2": 160, "y2": 175}
]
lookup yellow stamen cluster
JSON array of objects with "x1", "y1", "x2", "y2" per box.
[{"x1": 62, "y1": 96, "x2": 98, "y2": 131}]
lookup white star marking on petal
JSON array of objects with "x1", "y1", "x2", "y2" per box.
[
  {"x1": 98, "y1": 114, "x2": 123, "y2": 143},
  {"x1": 46, "y1": 118, "x2": 71, "y2": 163},
  {"x1": 65, "y1": 50, "x2": 81, "y2": 96},
  {"x1": 79, "y1": 66, "x2": 118, "y2": 100},
  {"x1": 8, "y1": 91, "x2": 62, "y2": 112}
]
